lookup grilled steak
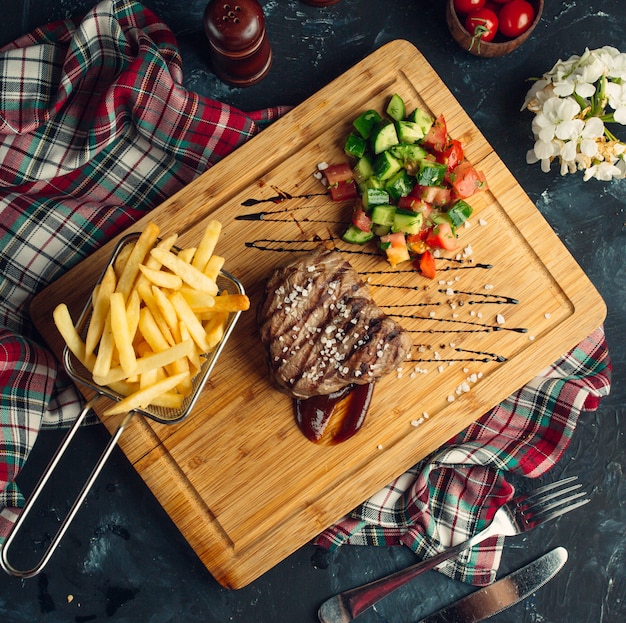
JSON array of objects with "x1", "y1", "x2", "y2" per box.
[{"x1": 258, "y1": 247, "x2": 412, "y2": 399}]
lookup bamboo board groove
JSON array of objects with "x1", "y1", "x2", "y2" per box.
[{"x1": 30, "y1": 40, "x2": 606, "y2": 588}]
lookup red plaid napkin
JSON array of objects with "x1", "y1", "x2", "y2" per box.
[
  {"x1": 0, "y1": 0, "x2": 612, "y2": 589},
  {"x1": 315, "y1": 326, "x2": 611, "y2": 584},
  {"x1": 0, "y1": 0, "x2": 286, "y2": 534}
]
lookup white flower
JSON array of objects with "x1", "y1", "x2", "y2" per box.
[
  {"x1": 606, "y1": 81, "x2": 626, "y2": 124},
  {"x1": 522, "y1": 47, "x2": 626, "y2": 182},
  {"x1": 533, "y1": 97, "x2": 581, "y2": 142},
  {"x1": 583, "y1": 161, "x2": 623, "y2": 182}
]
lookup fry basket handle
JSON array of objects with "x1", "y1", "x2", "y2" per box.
[{"x1": 0, "y1": 397, "x2": 134, "y2": 578}]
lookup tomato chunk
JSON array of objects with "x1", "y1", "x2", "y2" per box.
[
  {"x1": 410, "y1": 184, "x2": 450, "y2": 207},
  {"x1": 422, "y1": 114, "x2": 447, "y2": 152},
  {"x1": 437, "y1": 139, "x2": 464, "y2": 171},
  {"x1": 416, "y1": 250, "x2": 437, "y2": 279},
  {"x1": 447, "y1": 160, "x2": 488, "y2": 199},
  {"x1": 426, "y1": 220, "x2": 458, "y2": 251},
  {"x1": 397, "y1": 196, "x2": 433, "y2": 218},
  {"x1": 352, "y1": 206, "x2": 372, "y2": 232},
  {"x1": 323, "y1": 163, "x2": 353, "y2": 185},
  {"x1": 380, "y1": 232, "x2": 410, "y2": 267},
  {"x1": 328, "y1": 179, "x2": 358, "y2": 202}
]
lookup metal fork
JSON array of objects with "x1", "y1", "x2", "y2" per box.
[{"x1": 318, "y1": 476, "x2": 589, "y2": 623}]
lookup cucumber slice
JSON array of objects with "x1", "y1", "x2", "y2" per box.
[
  {"x1": 386, "y1": 93, "x2": 406, "y2": 122},
  {"x1": 417, "y1": 160, "x2": 447, "y2": 187},
  {"x1": 396, "y1": 120, "x2": 425, "y2": 144},
  {"x1": 371, "y1": 119, "x2": 399, "y2": 154},
  {"x1": 370, "y1": 204, "x2": 396, "y2": 227},
  {"x1": 372, "y1": 223, "x2": 391, "y2": 237},
  {"x1": 353, "y1": 109, "x2": 382, "y2": 139},
  {"x1": 344, "y1": 132, "x2": 366, "y2": 159},
  {"x1": 352, "y1": 153, "x2": 374, "y2": 184},
  {"x1": 392, "y1": 209, "x2": 424, "y2": 235},
  {"x1": 447, "y1": 200, "x2": 473, "y2": 229},
  {"x1": 389, "y1": 143, "x2": 429, "y2": 174},
  {"x1": 408, "y1": 107, "x2": 435, "y2": 137},
  {"x1": 372, "y1": 151, "x2": 402, "y2": 180},
  {"x1": 342, "y1": 224, "x2": 375, "y2": 245},
  {"x1": 362, "y1": 188, "x2": 390, "y2": 211},
  {"x1": 384, "y1": 169, "x2": 415, "y2": 201}
]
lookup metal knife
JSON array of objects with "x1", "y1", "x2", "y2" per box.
[{"x1": 318, "y1": 547, "x2": 568, "y2": 623}]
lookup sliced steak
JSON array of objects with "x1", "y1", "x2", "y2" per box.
[{"x1": 258, "y1": 247, "x2": 412, "y2": 398}]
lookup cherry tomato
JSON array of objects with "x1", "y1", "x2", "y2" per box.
[
  {"x1": 484, "y1": 1, "x2": 502, "y2": 15},
  {"x1": 465, "y1": 8, "x2": 499, "y2": 43},
  {"x1": 498, "y1": 0, "x2": 535, "y2": 38},
  {"x1": 453, "y1": 0, "x2": 486, "y2": 14}
]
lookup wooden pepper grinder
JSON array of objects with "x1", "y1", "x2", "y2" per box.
[{"x1": 203, "y1": 0, "x2": 272, "y2": 87}]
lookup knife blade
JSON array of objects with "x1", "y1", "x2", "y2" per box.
[
  {"x1": 417, "y1": 547, "x2": 568, "y2": 623},
  {"x1": 318, "y1": 547, "x2": 567, "y2": 623}
]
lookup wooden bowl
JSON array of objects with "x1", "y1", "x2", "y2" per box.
[{"x1": 446, "y1": 0, "x2": 543, "y2": 58}]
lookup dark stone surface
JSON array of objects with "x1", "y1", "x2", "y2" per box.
[{"x1": 1, "y1": 1, "x2": 624, "y2": 622}]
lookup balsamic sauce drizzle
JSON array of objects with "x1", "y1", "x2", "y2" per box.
[
  {"x1": 240, "y1": 185, "x2": 529, "y2": 370},
  {"x1": 387, "y1": 312, "x2": 528, "y2": 334},
  {"x1": 236, "y1": 204, "x2": 342, "y2": 225},
  {"x1": 440, "y1": 289, "x2": 519, "y2": 305},
  {"x1": 409, "y1": 347, "x2": 507, "y2": 364},
  {"x1": 241, "y1": 186, "x2": 327, "y2": 206}
]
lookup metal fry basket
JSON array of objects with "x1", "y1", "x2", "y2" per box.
[{"x1": 1, "y1": 232, "x2": 245, "y2": 578}]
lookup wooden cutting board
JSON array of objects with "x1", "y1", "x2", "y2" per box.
[{"x1": 30, "y1": 40, "x2": 606, "y2": 589}]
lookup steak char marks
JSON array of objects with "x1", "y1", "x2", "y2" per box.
[{"x1": 258, "y1": 247, "x2": 412, "y2": 399}]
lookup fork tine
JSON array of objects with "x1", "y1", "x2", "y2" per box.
[
  {"x1": 524, "y1": 495, "x2": 591, "y2": 528},
  {"x1": 521, "y1": 476, "x2": 582, "y2": 499},
  {"x1": 529, "y1": 488, "x2": 589, "y2": 516},
  {"x1": 522, "y1": 482, "x2": 583, "y2": 512},
  {"x1": 514, "y1": 476, "x2": 580, "y2": 507}
]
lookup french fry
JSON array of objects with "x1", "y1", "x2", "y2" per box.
[
  {"x1": 103, "y1": 372, "x2": 189, "y2": 415},
  {"x1": 54, "y1": 219, "x2": 245, "y2": 414},
  {"x1": 192, "y1": 220, "x2": 222, "y2": 273},
  {"x1": 126, "y1": 289, "x2": 141, "y2": 343},
  {"x1": 113, "y1": 242, "x2": 134, "y2": 279},
  {"x1": 177, "y1": 247, "x2": 196, "y2": 264},
  {"x1": 202, "y1": 292, "x2": 250, "y2": 313},
  {"x1": 150, "y1": 248, "x2": 219, "y2": 295},
  {"x1": 92, "y1": 313, "x2": 115, "y2": 379},
  {"x1": 136, "y1": 281, "x2": 176, "y2": 346},
  {"x1": 109, "y1": 292, "x2": 137, "y2": 377},
  {"x1": 179, "y1": 287, "x2": 215, "y2": 312},
  {"x1": 93, "y1": 339, "x2": 194, "y2": 386},
  {"x1": 152, "y1": 285, "x2": 180, "y2": 340},
  {"x1": 179, "y1": 321, "x2": 202, "y2": 371},
  {"x1": 53, "y1": 303, "x2": 93, "y2": 369},
  {"x1": 203, "y1": 254, "x2": 225, "y2": 281},
  {"x1": 85, "y1": 264, "x2": 116, "y2": 356},
  {"x1": 138, "y1": 264, "x2": 183, "y2": 290},
  {"x1": 204, "y1": 310, "x2": 229, "y2": 350},
  {"x1": 134, "y1": 233, "x2": 178, "y2": 291},
  {"x1": 116, "y1": 222, "x2": 160, "y2": 301},
  {"x1": 169, "y1": 291, "x2": 210, "y2": 352},
  {"x1": 149, "y1": 391, "x2": 185, "y2": 409},
  {"x1": 138, "y1": 305, "x2": 171, "y2": 353}
]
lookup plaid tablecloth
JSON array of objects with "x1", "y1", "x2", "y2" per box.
[{"x1": 0, "y1": 0, "x2": 611, "y2": 587}]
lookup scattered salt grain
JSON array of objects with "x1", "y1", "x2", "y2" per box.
[
  {"x1": 479, "y1": 218, "x2": 488, "y2": 226},
  {"x1": 496, "y1": 313, "x2": 505, "y2": 325}
]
